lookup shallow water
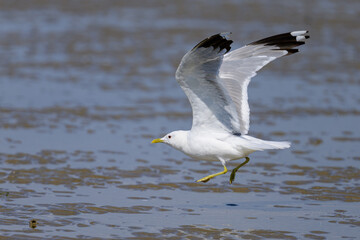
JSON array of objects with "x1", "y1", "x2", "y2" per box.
[{"x1": 0, "y1": 0, "x2": 359, "y2": 239}]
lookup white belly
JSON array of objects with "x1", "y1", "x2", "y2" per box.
[{"x1": 184, "y1": 134, "x2": 254, "y2": 162}]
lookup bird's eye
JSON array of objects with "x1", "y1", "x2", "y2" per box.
[{"x1": 168, "y1": 135, "x2": 171, "y2": 139}]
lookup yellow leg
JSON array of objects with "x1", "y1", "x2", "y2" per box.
[
  {"x1": 196, "y1": 165, "x2": 228, "y2": 183},
  {"x1": 229, "y1": 157, "x2": 250, "y2": 184}
]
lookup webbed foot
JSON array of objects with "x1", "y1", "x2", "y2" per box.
[
  {"x1": 229, "y1": 157, "x2": 250, "y2": 184},
  {"x1": 196, "y1": 165, "x2": 228, "y2": 183}
]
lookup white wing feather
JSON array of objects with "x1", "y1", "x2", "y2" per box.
[
  {"x1": 219, "y1": 30, "x2": 309, "y2": 134},
  {"x1": 176, "y1": 31, "x2": 309, "y2": 135},
  {"x1": 219, "y1": 47, "x2": 287, "y2": 134},
  {"x1": 176, "y1": 45, "x2": 241, "y2": 134}
]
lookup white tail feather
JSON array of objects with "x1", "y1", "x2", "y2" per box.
[
  {"x1": 262, "y1": 140, "x2": 291, "y2": 149},
  {"x1": 241, "y1": 135, "x2": 291, "y2": 151}
]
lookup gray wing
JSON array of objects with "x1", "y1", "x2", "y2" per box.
[
  {"x1": 219, "y1": 30, "x2": 309, "y2": 134},
  {"x1": 175, "y1": 33, "x2": 242, "y2": 134}
]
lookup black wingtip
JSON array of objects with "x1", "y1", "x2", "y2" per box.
[
  {"x1": 284, "y1": 49, "x2": 299, "y2": 55},
  {"x1": 249, "y1": 30, "x2": 309, "y2": 54},
  {"x1": 192, "y1": 33, "x2": 233, "y2": 53}
]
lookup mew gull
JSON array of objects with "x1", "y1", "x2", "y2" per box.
[{"x1": 152, "y1": 31, "x2": 309, "y2": 183}]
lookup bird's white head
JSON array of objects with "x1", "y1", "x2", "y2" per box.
[{"x1": 151, "y1": 130, "x2": 188, "y2": 150}]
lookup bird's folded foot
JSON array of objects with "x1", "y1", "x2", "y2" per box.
[
  {"x1": 196, "y1": 165, "x2": 228, "y2": 183},
  {"x1": 196, "y1": 177, "x2": 211, "y2": 183},
  {"x1": 229, "y1": 169, "x2": 237, "y2": 184},
  {"x1": 229, "y1": 157, "x2": 250, "y2": 184}
]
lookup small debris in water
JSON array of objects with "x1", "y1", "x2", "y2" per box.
[{"x1": 29, "y1": 219, "x2": 37, "y2": 229}]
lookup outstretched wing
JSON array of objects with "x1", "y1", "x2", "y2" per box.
[
  {"x1": 175, "y1": 33, "x2": 242, "y2": 134},
  {"x1": 219, "y1": 31, "x2": 309, "y2": 134}
]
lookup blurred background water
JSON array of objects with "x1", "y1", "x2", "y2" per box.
[{"x1": 0, "y1": 0, "x2": 359, "y2": 239}]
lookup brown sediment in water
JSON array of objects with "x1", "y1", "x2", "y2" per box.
[{"x1": 0, "y1": 0, "x2": 359, "y2": 239}]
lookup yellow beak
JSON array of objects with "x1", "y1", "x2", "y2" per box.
[{"x1": 151, "y1": 138, "x2": 164, "y2": 144}]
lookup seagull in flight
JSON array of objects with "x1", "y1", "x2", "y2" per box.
[{"x1": 152, "y1": 31, "x2": 309, "y2": 183}]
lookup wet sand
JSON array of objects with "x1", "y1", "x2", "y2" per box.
[{"x1": 0, "y1": 0, "x2": 359, "y2": 239}]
